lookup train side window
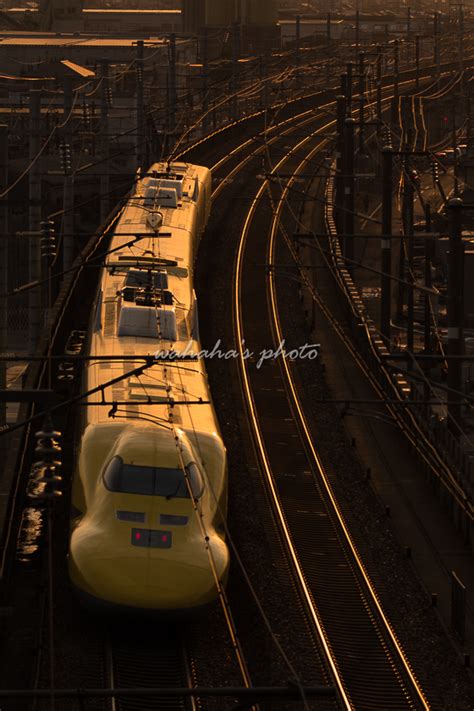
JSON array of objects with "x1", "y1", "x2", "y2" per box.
[
  {"x1": 185, "y1": 462, "x2": 204, "y2": 499},
  {"x1": 94, "y1": 289, "x2": 103, "y2": 331},
  {"x1": 103, "y1": 456, "x2": 123, "y2": 491}
]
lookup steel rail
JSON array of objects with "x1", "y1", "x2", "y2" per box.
[
  {"x1": 323, "y1": 173, "x2": 473, "y2": 518},
  {"x1": 233, "y1": 118, "x2": 351, "y2": 708},
  {"x1": 266, "y1": 140, "x2": 430, "y2": 710}
]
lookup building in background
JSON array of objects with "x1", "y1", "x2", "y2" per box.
[
  {"x1": 38, "y1": 0, "x2": 84, "y2": 32},
  {"x1": 182, "y1": 0, "x2": 279, "y2": 53}
]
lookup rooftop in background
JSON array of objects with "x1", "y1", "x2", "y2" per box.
[{"x1": 0, "y1": 34, "x2": 168, "y2": 45}]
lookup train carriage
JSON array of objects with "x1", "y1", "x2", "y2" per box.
[{"x1": 68, "y1": 162, "x2": 229, "y2": 613}]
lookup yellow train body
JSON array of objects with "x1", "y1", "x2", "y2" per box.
[{"x1": 68, "y1": 162, "x2": 229, "y2": 613}]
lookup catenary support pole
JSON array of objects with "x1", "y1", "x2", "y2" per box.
[
  {"x1": 136, "y1": 39, "x2": 145, "y2": 168},
  {"x1": 231, "y1": 22, "x2": 240, "y2": 119},
  {"x1": 62, "y1": 77, "x2": 74, "y2": 272},
  {"x1": 336, "y1": 95, "x2": 347, "y2": 231},
  {"x1": 28, "y1": 89, "x2": 42, "y2": 355},
  {"x1": 295, "y1": 15, "x2": 300, "y2": 90},
  {"x1": 201, "y1": 27, "x2": 209, "y2": 132},
  {"x1": 447, "y1": 197, "x2": 464, "y2": 435},
  {"x1": 0, "y1": 124, "x2": 7, "y2": 431},
  {"x1": 415, "y1": 35, "x2": 420, "y2": 90},
  {"x1": 344, "y1": 118, "x2": 355, "y2": 271},
  {"x1": 404, "y1": 159, "x2": 415, "y2": 357},
  {"x1": 358, "y1": 52, "x2": 365, "y2": 155},
  {"x1": 392, "y1": 39, "x2": 399, "y2": 126},
  {"x1": 100, "y1": 60, "x2": 110, "y2": 225},
  {"x1": 381, "y1": 145, "x2": 393, "y2": 344},
  {"x1": 376, "y1": 46, "x2": 382, "y2": 134},
  {"x1": 424, "y1": 203, "x2": 433, "y2": 355},
  {"x1": 169, "y1": 33, "x2": 177, "y2": 137}
]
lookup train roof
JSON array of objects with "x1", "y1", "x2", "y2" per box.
[{"x1": 85, "y1": 162, "x2": 220, "y2": 446}]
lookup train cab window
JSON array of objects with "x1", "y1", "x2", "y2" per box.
[
  {"x1": 185, "y1": 462, "x2": 204, "y2": 499},
  {"x1": 102, "y1": 456, "x2": 204, "y2": 499}
]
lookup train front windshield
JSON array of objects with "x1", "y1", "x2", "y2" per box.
[{"x1": 103, "y1": 456, "x2": 203, "y2": 499}]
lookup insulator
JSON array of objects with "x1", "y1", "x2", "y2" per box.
[
  {"x1": 40, "y1": 220, "x2": 56, "y2": 258},
  {"x1": 106, "y1": 87, "x2": 113, "y2": 106},
  {"x1": 82, "y1": 103, "x2": 90, "y2": 128},
  {"x1": 59, "y1": 143, "x2": 72, "y2": 175},
  {"x1": 30, "y1": 463, "x2": 62, "y2": 485},
  {"x1": 30, "y1": 420, "x2": 62, "y2": 497},
  {"x1": 34, "y1": 426, "x2": 62, "y2": 466}
]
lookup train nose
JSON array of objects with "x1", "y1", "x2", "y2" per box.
[
  {"x1": 144, "y1": 538, "x2": 229, "y2": 609},
  {"x1": 69, "y1": 530, "x2": 229, "y2": 612}
]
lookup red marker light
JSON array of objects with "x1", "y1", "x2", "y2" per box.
[
  {"x1": 162, "y1": 534, "x2": 168, "y2": 543},
  {"x1": 135, "y1": 532, "x2": 141, "y2": 540}
]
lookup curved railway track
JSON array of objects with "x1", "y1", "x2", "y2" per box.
[
  {"x1": 0, "y1": 53, "x2": 470, "y2": 710},
  {"x1": 231, "y1": 114, "x2": 431, "y2": 708}
]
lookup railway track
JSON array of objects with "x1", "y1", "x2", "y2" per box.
[
  {"x1": 0, "y1": 53, "x2": 469, "y2": 710},
  {"x1": 106, "y1": 626, "x2": 197, "y2": 711},
  {"x1": 231, "y1": 108, "x2": 431, "y2": 707}
]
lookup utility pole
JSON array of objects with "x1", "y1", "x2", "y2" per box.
[
  {"x1": 458, "y1": 4, "x2": 464, "y2": 91},
  {"x1": 327, "y1": 12, "x2": 331, "y2": 46},
  {"x1": 447, "y1": 197, "x2": 464, "y2": 435},
  {"x1": 295, "y1": 15, "x2": 301, "y2": 90},
  {"x1": 355, "y1": 9, "x2": 360, "y2": 57},
  {"x1": 407, "y1": 7, "x2": 411, "y2": 44},
  {"x1": 169, "y1": 33, "x2": 177, "y2": 137},
  {"x1": 423, "y1": 202, "x2": 433, "y2": 406},
  {"x1": 376, "y1": 46, "x2": 382, "y2": 134},
  {"x1": 381, "y1": 145, "x2": 393, "y2": 344},
  {"x1": 453, "y1": 105, "x2": 459, "y2": 196},
  {"x1": 100, "y1": 60, "x2": 110, "y2": 224},
  {"x1": 403, "y1": 158, "x2": 415, "y2": 356},
  {"x1": 344, "y1": 118, "x2": 355, "y2": 271},
  {"x1": 201, "y1": 27, "x2": 209, "y2": 132},
  {"x1": 231, "y1": 22, "x2": 240, "y2": 119},
  {"x1": 415, "y1": 35, "x2": 420, "y2": 91},
  {"x1": 358, "y1": 52, "x2": 365, "y2": 155},
  {"x1": 136, "y1": 39, "x2": 145, "y2": 168},
  {"x1": 61, "y1": 77, "x2": 74, "y2": 272},
  {"x1": 424, "y1": 203, "x2": 433, "y2": 355},
  {"x1": 346, "y1": 63, "x2": 353, "y2": 113},
  {"x1": 434, "y1": 12, "x2": 440, "y2": 80},
  {"x1": 0, "y1": 124, "x2": 7, "y2": 433},
  {"x1": 335, "y1": 94, "x2": 347, "y2": 232},
  {"x1": 259, "y1": 52, "x2": 269, "y2": 111},
  {"x1": 392, "y1": 39, "x2": 399, "y2": 127},
  {"x1": 40, "y1": 219, "x2": 56, "y2": 330},
  {"x1": 28, "y1": 90, "x2": 42, "y2": 355}
]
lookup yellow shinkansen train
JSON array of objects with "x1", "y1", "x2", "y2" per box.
[{"x1": 68, "y1": 162, "x2": 229, "y2": 613}]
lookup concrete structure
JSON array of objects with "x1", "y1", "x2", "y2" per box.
[
  {"x1": 6, "y1": 7, "x2": 181, "y2": 35},
  {"x1": 0, "y1": 33, "x2": 195, "y2": 74},
  {"x1": 39, "y1": 0, "x2": 84, "y2": 32},
  {"x1": 279, "y1": 18, "x2": 344, "y2": 45},
  {"x1": 82, "y1": 9, "x2": 181, "y2": 35}
]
